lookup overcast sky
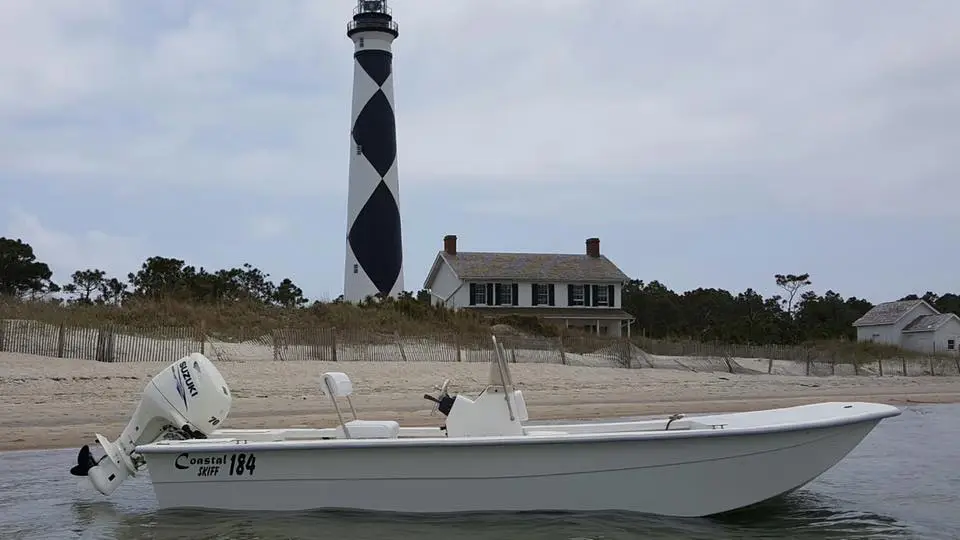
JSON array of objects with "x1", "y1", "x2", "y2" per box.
[{"x1": 1, "y1": 0, "x2": 957, "y2": 304}]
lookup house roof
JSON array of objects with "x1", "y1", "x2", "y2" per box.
[
  {"x1": 465, "y1": 307, "x2": 635, "y2": 321},
  {"x1": 852, "y1": 299, "x2": 937, "y2": 327},
  {"x1": 425, "y1": 251, "x2": 630, "y2": 287},
  {"x1": 901, "y1": 313, "x2": 959, "y2": 333}
]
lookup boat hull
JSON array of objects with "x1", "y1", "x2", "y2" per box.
[{"x1": 141, "y1": 412, "x2": 887, "y2": 517}]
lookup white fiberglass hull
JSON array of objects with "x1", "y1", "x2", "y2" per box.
[{"x1": 136, "y1": 402, "x2": 899, "y2": 517}]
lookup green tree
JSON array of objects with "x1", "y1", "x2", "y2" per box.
[
  {"x1": 273, "y1": 278, "x2": 307, "y2": 307},
  {"x1": 62, "y1": 269, "x2": 107, "y2": 304},
  {"x1": 100, "y1": 277, "x2": 127, "y2": 305},
  {"x1": 0, "y1": 237, "x2": 58, "y2": 298},
  {"x1": 731, "y1": 288, "x2": 787, "y2": 344},
  {"x1": 124, "y1": 255, "x2": 309, "y2": 306},
  {"x1": 775, "y1": 272, "x2": 812, "y2": 316},
  {"x1": 127, "y1": 256, "x2": 192, "y2": 299}
]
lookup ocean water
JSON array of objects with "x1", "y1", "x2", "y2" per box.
[{"x1": 1, "y1": 404, "x2": 958, "y2": 540}]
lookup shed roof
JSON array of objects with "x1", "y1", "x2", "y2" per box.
[
  {"x1": 901, "y1": 313, "x2": 957, "y2": 333},
  {"x1": 852, "y1": 299, "x2": 931, "y2": 327}
]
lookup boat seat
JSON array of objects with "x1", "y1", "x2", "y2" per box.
[{"x1": 338, "y1": 419, "x2": 400, "y2": 439}]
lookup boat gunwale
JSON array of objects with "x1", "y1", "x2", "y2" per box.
[{"x1": 135, "y1": 403, "x2": 901, "y2": 454}]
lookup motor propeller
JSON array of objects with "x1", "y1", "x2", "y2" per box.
[{"x1": 70, "y1": 444, "x2": 97, "y2": 477}]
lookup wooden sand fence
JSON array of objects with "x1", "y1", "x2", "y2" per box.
[{"x1": 1, "y1": 318, "x2": 958, "y2": 377}]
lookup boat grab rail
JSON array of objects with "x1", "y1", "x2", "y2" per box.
[{"x1": 491, "y1": 335, "x2": 516, "y2": 422}]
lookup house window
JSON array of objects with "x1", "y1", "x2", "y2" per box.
[
  {"x1": 949, "y1": 339, "x2": 956, "y2": 351},
  {"x1": 471, "y1": 284, "x2": 487, "y2": 305},
  {"x1": 497, "y1": 283, "x2": 513, "y2": 305},
  {"x1": 358, "y1": 37, "x2": 365, "y2": 47},
  {"x1": 356, "y1": 144, "x2": 363, "y2": 155},
  {"x1": 595, "y1": 286, "x2": 609, "y2": 306},
  {"x1": 570, "y1": 285, "x2": 585, "y2": 306},
  {"x1": 536, "y1": 285, "x2": 550, "y2": 306}
]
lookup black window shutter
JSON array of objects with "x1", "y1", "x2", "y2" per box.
[
  {"x1": 585, "y1": 284, "x2": 592, "y2": 306},
  {"x1": 607, "y1": 284, "x2": 615, "y2": 307},
  {"x1": 591, "y1": 285, "x2": 599, "y2": 306},
  {"x1": 486, "y1": 283, "x2": 493, "y2": 305},
  {"x1": 469, "y1": 283, "x2": 477, "y2": 306},
  {"x1": 494, "y1": 283, "x2": 502, "y2": 305},
  {"x1": 548, "y1": 284, "x2": 555, "y2": 306},
  {"x1": 511, "y1": 283, "x2": 519, "y2": 305},
  {"x1": 531, "y1": 283, "x2": 539, "y2": 306},
  {"x1": 567, "y1": 284, "x2": 574, "y2": 306}
]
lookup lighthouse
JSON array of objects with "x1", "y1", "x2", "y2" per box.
[{"x1": 343, "y1": 0, "x2": 404, "y2": 303}]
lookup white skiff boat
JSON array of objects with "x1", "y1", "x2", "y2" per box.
[{"x1": 69, "y1": 336, "x2": 901, "y2": 517}]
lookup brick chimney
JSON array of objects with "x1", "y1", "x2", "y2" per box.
[
  {"x1": 585, "y1": 237, "x2": 600, "y2": 258},
  {"x1": 443, "y1": 234, "x2": 457, "y2": 255}
]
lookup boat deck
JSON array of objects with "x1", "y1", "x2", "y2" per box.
[{"x1": 138, "y1": 402, "x2": 901, "y2": 452}]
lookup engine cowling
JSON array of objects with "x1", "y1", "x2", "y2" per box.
[{"x1": 69, "y1": 352, "x2": 232, "y2": 496}]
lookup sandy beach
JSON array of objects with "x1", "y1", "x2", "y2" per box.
[{"x1": 2, "y1": 351, "x2": 959, "y2": 452}]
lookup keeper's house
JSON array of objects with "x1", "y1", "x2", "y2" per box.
[{"x1": 422, "y1": 235, "x2": 635, "y2": 337}]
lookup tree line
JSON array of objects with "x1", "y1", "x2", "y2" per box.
[
  {"x1": 0, "y1": 237, "x2": 309, "y2": 308},
  {"x1": 622, "y1": 275, "x2": 959, "y2": 345},
  {"x1": 2, "y1": 236, "x2": 957, "y2": 345}
]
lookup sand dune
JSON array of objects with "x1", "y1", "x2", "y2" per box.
[{"x1": 2, "y1": 351, "x2": 959, "y2": 452}]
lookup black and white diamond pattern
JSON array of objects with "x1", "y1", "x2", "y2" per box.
[{"x1": 346, "y1": 46, "x2": 403, "y2": 300}]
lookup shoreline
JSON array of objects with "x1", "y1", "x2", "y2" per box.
[{"x1": 3, "y1": 352, "x2": 959, "y2": 453}]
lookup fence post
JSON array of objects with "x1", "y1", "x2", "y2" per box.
[
  {"x1": 929, "y1": 357, "x2": 935, "y2": 376},
  {"x1": 619, "y1": 338, "x2": 631, "y2": 369},
  {"x1": 455, "y1": 333, "x2": 462, "y2": 362},
  {"x1": 315, "y1": 328, "x2": 327, "y2": 362},
  {"x1": 96, "y1": 326, "x2": 116, "y2": 363},
  {"x1": 878, "y1": 355, "x2": 884, "y2": 376},
  {"x1": 272, "y1": 329, "x2": 280, "y2": 361},
  {"x1": 57, "y1": 322, "x2": 66, "y2": 358},
  {"x1": 767, "y1": 357, "x2": 773, "y2": 374},
  {"x1": 330, "y1": 327, "x2": 338, "y2": 362},
  {"x1": 395, "y1": 331, "x2": 407, "y2": 362},
  {"x1": 108, "y1": 328, "x2": 116, "y2": 363},
  {"x1": 901, "y1": 357, "x2": 907, "y2": 376},
  {"x1": 199, "y1": 319, "x2": 206, "y2": 355},
  {"x1": 0, "y1": 319, "x2": 5, "y2": 352},
  {"x1": 96, "y1": 327, "x2": 106, "y2": 362},
  {"x1": 557, "y1": 335, "x2": 567, "y2": 365}
]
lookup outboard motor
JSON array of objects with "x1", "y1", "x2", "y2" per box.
[{"x1": 69, "y1": 352, "x2": 232, "y2": 496}]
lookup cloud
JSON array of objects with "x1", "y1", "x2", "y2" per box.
[
  {"x1": 4, "y1": 207, "x2": 147, "y2": 283},
  {"x1": 0, "y1": 0, "x2": 956, "y2": 218},
  {"x1": 248, "y1": 215, "x2": 291, "y2": 240}
]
